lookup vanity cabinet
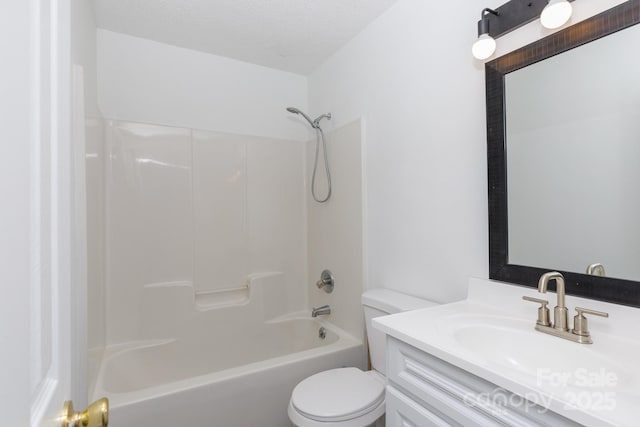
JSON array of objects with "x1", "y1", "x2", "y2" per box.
[{"x1": 385, "y1": 337, "x2": 580, "y2": 427}]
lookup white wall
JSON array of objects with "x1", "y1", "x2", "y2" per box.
[
  {"x1": 308, "y1": 0, "x2": 626, "y2": 304},
  {"x1": 309, "y1": 0, "x2": 490, "y2": 303},
  {"x1": 97, "y1": 30, "x2": 309, "y2": 141}
]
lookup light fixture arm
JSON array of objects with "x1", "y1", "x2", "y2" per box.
[
  {"x1": 479, "y1": 8, "x2": 499, "y2": 36},
  {"x1": 481, "y1": 7, "x2": 500, "y2": 18}
]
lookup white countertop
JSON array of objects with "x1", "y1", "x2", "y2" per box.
[{"x1": 373, "y1": 278, "x2": 640, "y2": 427}]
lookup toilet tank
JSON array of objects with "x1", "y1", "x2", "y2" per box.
[{"x1": 361, "y1": 289, "x2": 437, "y2": 376}]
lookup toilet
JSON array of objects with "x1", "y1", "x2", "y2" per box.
[{"x1": 288, "y1": 289, "x2": 437, "y2": 427}]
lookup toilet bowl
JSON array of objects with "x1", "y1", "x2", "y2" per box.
[
  {"x1": 288, "y1": 368, "x2": 385, "y2": 427},
  {"x1": 288, "y1": 289, "x2": 437, "y2": 427}
]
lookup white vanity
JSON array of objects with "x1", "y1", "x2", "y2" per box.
[{"x1": 373, "y1": 278, "x2": 640, "y2": 427}]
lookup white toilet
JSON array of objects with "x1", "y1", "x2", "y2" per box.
[{"x1": 288, "y1": 289, "x2": 437, "y2": 427}]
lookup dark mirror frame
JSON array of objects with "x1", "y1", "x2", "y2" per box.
[{"x1": 486, "y1": 0, "x2": 640, "y2": 308}]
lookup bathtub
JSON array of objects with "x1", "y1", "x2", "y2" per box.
[{"x1": 91, "y1": 276, "x2": 365, "y2": 427}]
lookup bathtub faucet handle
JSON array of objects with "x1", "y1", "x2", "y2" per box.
[
  {"x1": 316, "y1": 269, "x2": 334, "y2": 293},
  {"x1": 312, "y1": 305, "x2": 331, "y2": 317}
]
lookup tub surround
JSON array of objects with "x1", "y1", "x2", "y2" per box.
[
  {"x1": 86, "y1": 117, "x2": 106, "y2": 351},
  {"x1": 307, "y1": 119, "x2": 365, "y2": 341},
  {"x1": 374, "y1": 278, "x2": 640, "y2": 427},
  {"x1": 104, "y1": 119, "x2": 307, "y2": 344},
  {"x1": 87, "y1": 117, "x2": 368, "y2": 426},
  {"x1": 91, "y1": 272, "x2": 364, "y2": 426}
]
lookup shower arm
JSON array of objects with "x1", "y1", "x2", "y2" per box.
[{"x1": 312, "y1": 113, "x2": 332, "y2": 128}]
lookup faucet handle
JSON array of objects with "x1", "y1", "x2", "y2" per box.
[
  {"x1": 522, "y1": 296, "x2": 551, "y2": 326},
  {"x1": 316, "y1": 269, "x2": 334, "y2": 294},
  {"x1": 572, "y1": 307, "x2": 609, "y2": 338},
  {"x1": 575, "y1": 307, "x2": 609, "y2": 318},
  {"x1": 523, "y1": 296, "x2": 548, "y2": 305}
]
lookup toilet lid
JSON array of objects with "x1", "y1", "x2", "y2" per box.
[{"x1": 291, "y1": 368, "x2": 385, "y2": 422}]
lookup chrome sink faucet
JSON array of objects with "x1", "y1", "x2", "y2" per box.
[
  {"x1": 523, "y1": 271, "x2": 608, "y2": 344},
  {"x1": 312, "y1": 305, "x2": 331, "y2": 317},
  {"x1": 538, "y1": 271, "x2": 568, "y2": 331}
]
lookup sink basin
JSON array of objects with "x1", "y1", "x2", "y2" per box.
[
  {"x1": 447, "y1": 316, "x2": 638, "y2": 390},
  {"x1": 443, "y1": 313, "x2": 637, "y2": 393}
]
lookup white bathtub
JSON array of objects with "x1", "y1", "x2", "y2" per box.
[{"x1": 92, "y1": 313, "x2": 364, "y2": 426}]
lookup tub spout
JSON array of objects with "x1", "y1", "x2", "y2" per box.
[{"x1": 312, "y1": 305, "x2": 331, "y2": 317}]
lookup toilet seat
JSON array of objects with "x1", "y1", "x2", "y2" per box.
[{"x1": 289, "y1": 368, "x2": 386, "y2": 426}]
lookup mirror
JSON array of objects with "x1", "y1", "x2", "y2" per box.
[
  {"x1": 506, "y1": 23, "x2": 640, "y2": 282},
  {"x1": 486, "y1": 1, "x2": 640, "y2": 307}
]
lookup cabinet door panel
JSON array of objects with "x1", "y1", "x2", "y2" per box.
[
  {"x1": 386, "y1": 386, "x2": 455, "y2": 427},
  {"x1": 387, "y1": 337, "x2": 581, "y2": 427}
]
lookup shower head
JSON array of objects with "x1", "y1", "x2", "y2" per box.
[{"x1": 286, "y1": 107, "x2": 316, "y2": 128}]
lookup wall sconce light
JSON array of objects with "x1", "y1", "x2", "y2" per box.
[
  {"x1": 472, "y1": 0, "x2": 575, "y2": 60},
  {"x1": 472, "y1": 8, "x2": 499, "y2": 60}
]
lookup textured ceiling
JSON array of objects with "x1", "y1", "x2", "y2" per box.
[{"x1": 93, "y1": 0, "x2": 398, "y2": 75}]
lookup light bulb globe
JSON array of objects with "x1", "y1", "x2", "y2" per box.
[
  {"x1": 472, "y1": 33, "x2": 496, "y2": 60},
  {"x1": 541, "y1": 0, "x2": 573, "y2": 29}
]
